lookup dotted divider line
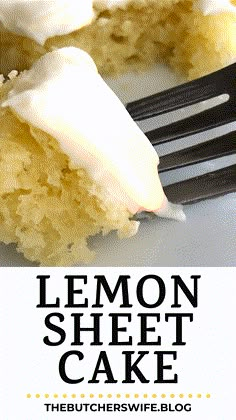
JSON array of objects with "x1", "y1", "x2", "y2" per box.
[{"x1": 26, "y1": 393, "x2": 211, "y2": 399}]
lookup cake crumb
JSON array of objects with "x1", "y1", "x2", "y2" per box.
[{"x1": 8, "y1": 70, "x2": 18, "y2": 80}]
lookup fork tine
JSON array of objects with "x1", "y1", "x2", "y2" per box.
[
  {"x1": 127, "y1": 79, "x2": 217, "y2": 121},
  {"x1": 163, "y1": 164, "x2": 236, "y2": 204},
  {"x1": 159, "y1": 131, "x2": 236, "y2": 172},
  {"x1": 146, "y1": 103, "x2": 235, "y2": 145},
  {"x1": 127, "y1": 63, "x2": 235, "y2": 121}
]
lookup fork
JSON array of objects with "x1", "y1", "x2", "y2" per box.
[{"x1": 126, "y1": 63, "x2": 236, "y2": 204}]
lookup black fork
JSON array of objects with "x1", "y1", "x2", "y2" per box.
[{"x1": 127, "y1": 63, "x2": 236, "y2": 204}]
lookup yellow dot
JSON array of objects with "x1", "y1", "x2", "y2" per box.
[
  {"x1": 80, "y1": 394, "x2": 85, "y2": 398},
  {"x1": 206, "y1": 394, "x2": 211, "y2": 399},
  {"x1": 45, "y1": 394, "x2": 49, "y2": 399},
  {"x1": 99, "y1": 394, "x2": 103, "y2": 398},
  {"x1": 54, "y1": 394, "x2": 58, "y2": 398},
  {"x1": 161, "y1": 394, "x2": 166, "y2": 398},
  {"x1": 125, "y1": 394, "x2": 130, "y2": 398},
  {"x1": 26, "y1": 394, "x2": 31, "y2": 399},
  {"x1": 63, "y1": 394, "x2": 67, "y2": 399},
  {"x1": 134, "y1": 394, "x2": 139, "y2": 398},
  {"x1": 197, "y1": 394, "x2": 202, "y2": 398},
  {"x1": 35, "y1": 394, "x2": 40, "y2": 399},
  {"x1": 179, "y1": 394, "x2": 184, "y2": 398},
  {"x1": 72, "y1": 394, "x2": 76, "y2": 399},
  {"x1": 116, "y1": 394, "x2": 121, "y2": 398},
  {"x1": 152, "y1": 394, "x2": 157, "y2": 398},
  {"x1": 143, "y1": 394, "x2": 148, "y2": 398},
  {"x1": 170, "y1": 394, "x2": 175, "y2": 398},
  {"x1": 107, "y1": 394, "x2": 112, "y2": 398},
  {"x1": 188, "y1": 394, "x2": 193, "y2": 398},
  {"x1": 90, "y1": 394, "x2": 94, "y2": 398}
]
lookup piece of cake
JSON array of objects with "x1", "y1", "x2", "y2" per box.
[
  {"x1": 0, "y1": 1, "x2": 235, "y2": 78},
  {"x1": 0, "y1": 47, "x2": 184, "y2": 266}
]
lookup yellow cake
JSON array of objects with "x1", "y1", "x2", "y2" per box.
[
  {"x1": 0, "y1": 47, "x2": 184, "y2": 266},
  {"x1": 0, "y1": 0, "x2": 236, "y2": 78}
]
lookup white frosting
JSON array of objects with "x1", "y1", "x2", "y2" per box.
[
  {"x1": 0, "y1": 0, "x2": 94, "y2": 45},
  {"x1": 1, "y1": 47, "x2": 177, "y2": 215},
  {"x1": 95, "y1": 0, "x2": 133, "y2": 7},
  {"x1": 198, "y1": 0, "x2": 236, "y2": 15},
  {"x1": 96, "y1": 0, "x2": 236, "y2": 14}
]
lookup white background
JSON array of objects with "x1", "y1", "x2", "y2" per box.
[{"x1": 0, "y1": 267, "x2": 235, "y2": 419}]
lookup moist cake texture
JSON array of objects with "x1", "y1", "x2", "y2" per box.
[
  {"x1": 0, "y1": 0, "x2": 235, "y2": 78},
  {"x1": 0, "y1": 76, "x2": 139, "y2": 266}
]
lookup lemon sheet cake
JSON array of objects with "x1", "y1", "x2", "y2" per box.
[{"x1": 0, "y1": 47, "x2": 184, "y2": 266}]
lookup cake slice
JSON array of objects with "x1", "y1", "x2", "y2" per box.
[
  {"x1": 0, "y1": 1, "x2": 235, "y2": 78},
  {"x1": 0, "y1": 47, "x2": 184, "y2": 266}
]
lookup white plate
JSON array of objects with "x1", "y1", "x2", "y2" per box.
[{"x1": 0, "y1": 64, "x2": 235, "y2": 266}]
